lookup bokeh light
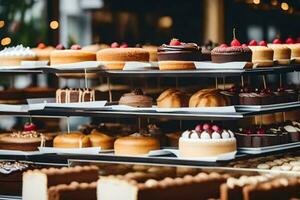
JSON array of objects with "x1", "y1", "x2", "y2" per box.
[
  {"x1": 50, "y1": 20, "x2": 59, "y2": 29},
  {"x1": 158, "y1": 16, "x2": 173, "y2": 29},
  {"x1": 1, "y1": 37, "x2": 11, "y2": 46}
]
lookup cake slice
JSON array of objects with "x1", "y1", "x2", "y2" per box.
[
  {"x1": 97, "y1": 172, "x2": 228, "y2": 200},
  {"x1": 22, "y1": 166, "x2": 98, "y2": 200},
  {"x1": 48, "y1": 181, "x2": 97, "y2": 200}
]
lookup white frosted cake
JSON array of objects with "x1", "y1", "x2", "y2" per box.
[
  {"x1": 179, "y1": 124, "x2": 237, "y2": 158},
  {"x1": 0, "y1": 45, "x2": 37, "y2": 66}
]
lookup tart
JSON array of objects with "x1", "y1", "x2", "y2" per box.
[
  {"x1": 157, "y1": 39, "x2": 201, "y2": 70},
  {"x1": 179, "y1": 124, "x2": 236, "y2": 158},
  {"x1": 157, "y1": 88, "x2": 189, "y2": 108},
  {"x1": 114, "y1": 133, "x2": 160, "y2": 156},
  {"x1": 119, "y1": 89, "x2": 152, "y2": 107},
  {"x1": 0, "y1": 45, "x2": 37, "y2": 66},
  {"x1": 53, "y1": 132, "x2": 91, "y2": 148}
]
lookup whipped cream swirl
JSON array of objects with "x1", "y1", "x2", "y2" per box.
[
  {"x1": 181, "y1": 129, "x2": 235, "y2": 140},
  {"x1": 0, "y1": 45, "x2": 36, "y2": 57}
]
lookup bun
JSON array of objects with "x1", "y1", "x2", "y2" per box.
[
  {"x1": 53, "y1": 132, "x2": 91, "y2": 148},
  {"x1": 189, "y1": 89, "x2": 230, "y2": 107},
  {"x1": 157, "y1": 89, "x2": 189, "y2": 108}
]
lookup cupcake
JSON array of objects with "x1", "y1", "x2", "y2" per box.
[{"x1": 119, "y1": 89, "x2": 153, "y2": 107}]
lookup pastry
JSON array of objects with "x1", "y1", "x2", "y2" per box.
[
  {"x1": 32, "y1": 43, "x2": 54, "y2": 61},
  {"x1": 143, "y1": 45, "x2": 158, "y2": 61},
  {"x1": 268, "y1": 39, "x2": 291, "y2": 65},
  {"x1": 50, "y1": 44, "x2": 96, "y2": 65},
  {"x1": 157, "y1": 89, "x2": 189, "y2": 108},
  {"x1": 248, "y1": 41, "x2": 274, "y2": 67},
  {"x1": 23, "y1": 166, "x2": 99, "y2": 200},
  {"x1": 157, "y1": 39, "x2": 201, "y2": 70},
  {"x1": 96, "y1": 47, "x2": 149, "y2": 70},
  {"x1": 56, "y1": 88, "x2": 99, "y2": 103},
  {"x1": 0, "y1": 131, "x2": 53, "y2": 151},
  {"x1": 88, "y1": 129, "x2": 114, "y2": 149},
  {"x1": 119, "y1": 89, "x2": 153, "y2": 107},
  {"x1": 179, "y1": 124, "x2": 237, "y2": 157},
  {"x1": 0, "y1": 45, "x2": 37, "y2": 66},
  {"x1": 53, "y1": 132, "x2": 91, "y2": 148},
  {"x1": 114, "y1": 133, "x2": 160, "y2": 155},
  {"x1": 189, "y1": 89, "x2": 230, "y2": 107}
]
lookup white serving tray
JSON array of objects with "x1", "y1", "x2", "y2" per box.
[
  {"x1": 123, "y1": 61, "x2": 159, "y2": 70},
  {"x1": 156, "y1": 106, "x2": 236, "y2": 113},
  {"x1": 46, "y1": 101, "x2": 108, "y2": 109},
  {"x1": 194, "y1": 61, "x2": 249, "y2": 70},
  {"x1": 238, "y1": 141, "x2": 300, "y2": 154},
  {"x1": 110, "y1": 105, "x2": 157, "y2": 111},
  {"x1": 38, "y1": 147, "x2": 112, "y2": 155},
  {"x1": 0, "y1": 149, "x2": 42, "y2": 156},
  {"x1": 235, "y1": 101, "x2": 300, "y2": 111}
]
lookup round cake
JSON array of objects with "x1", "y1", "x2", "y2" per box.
[
  {"x1": 53, "y1": 132, "x2": 91, "y2": 148},
  {"x1": 0, "y1": 131, "x2": 53, "y2": 151},
  {"x1": 211, "y1": 45, "x2": 252, "y2": 63},
  {"x1": 179, "y1": 124, "x2": 237, "y2": 158},
  {"x1": 189, "y1": 89, "x2": 230, "y2": 107},
  {"x1": 248, "y1": 45, "x2": 274, "y2": 67},
  {"x1": 119, "y1": 89, "x2": 153, "y2": 107},
  {"x1": 157, "y1": 39, "x2": 201, "y2": 70},
  {"x1": 50, "y1": 49, "x2": 96, "y2": 65},
  {"x1": 286, "y1": 44, "x2": 300, "y2": 64},
  {"x1": 32, "y1": 43, "x2": 54, "y2": 61},
  {"x1": 114, "y1": 133, "x2": 160, "y2": 156},
  {"x1": 0, "y1": 45, "x2": 37, "y2": 66},
  {"x1": 157, "y1": 89, "x2": 189, "y2": 108},
  {"x1": 96, "y1": 48, "x2": 150, "y2": 70},
  {"x1": 88, "y1": 129, "x2": 114, "y2": 150},
  {"x1": 268, "y1": 44, "x2": 291, "y2": 65}
]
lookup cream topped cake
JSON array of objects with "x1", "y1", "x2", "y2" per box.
[
  {"x1": 0, "y1": 45, "x2": 37, "y2": 66},
  {"x1": 179, "y1": 124, "x2": 236, "y2": 158}
]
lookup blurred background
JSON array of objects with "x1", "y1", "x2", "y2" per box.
[{"x1": 1, "y1": 0, "x2": 300, "y2": 49}]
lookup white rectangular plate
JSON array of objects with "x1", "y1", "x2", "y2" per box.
[
  {"x1": 235, "y1": 101, "x2": 300, "y2": 111},
  {"x1": 50, "y1": 61, "x2": 103, "y2": 70},
  {"x1": 38, "y1": 147, "x2": 110, "y2": 155},
  {"x1": 46, "y1": 101, "x2": 108, "y2": 109},
  {"x1": 123, "y1": 62, "x2": 159, "y2": 70},
  {"x1": 0, "y1": 149, "x2": 42, "y2": 156},
  {"x1": 194, "y1": 61, "x2": 248, "y2": 70},
  {"x1": 156, "y1": 106, "x2": 236, "y2": 113},
  {"x1": 238, "y1": 141, "x2": 300, "y2": 154},
  {"x1": 110, "y1": 105, "x2": 157, "y2": 111}
]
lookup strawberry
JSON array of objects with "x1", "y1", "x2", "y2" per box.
[
  {"x1": 259, "y1": 40, "x2": 267, "y2": 47},
  {"x1": 273, "y1": 38, "x2": 282, "y2": 44},
  {"x1": 37, "y1": 43, "x2": 46, "y2": 49},
  {"x1": 286, "y1": 37, "x2": 295, "y2": 44},
  {"x1": 169, "y1": 38, "x2": 181, "y2": 46},
  {"x1": 231, "y1": 28, "x2": 241, "y2": 47},
  {"x1": 24, "y1": 123, "x2": 37, "y2": 132},
  {"x1": 111, "y1": 42, "x2": 119, "y2": 48},
  {"x1": 248, "y1": 40, "x2": 257, "y2": 46},
  {"x1": 70, "y1": 44, "x2": 81, "y2": 50}
]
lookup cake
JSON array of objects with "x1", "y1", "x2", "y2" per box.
[
  {"x1": 22, "y1": 166, "x2": 99, "y2": 200},
  {"x1": 239, "y1": 88, "x2": 275, "y2": 105},
  {"x1": 143, "y1": 45, "x2": 158, "y2": 62},
  {"x1": 286, "y1": 44, "x2": 300, "y2": 64},
  {"x1": 179, "y1": 124, "x2": 237, "y2": 158},
  {"x1": 88, "y1": 129, "x2": 114, "y2": 149},
  {"x1": 50, "y1": 44, "x2": 96, "y2": 65},
  {"x1": 48, "y1": 181, "x2": 97, "y2": 200},
  {"x1": 211, "y1": 45, "x2": 252, "y2": 63},
  {"x1": 157, "y1": 39, "x2": 201, "y2": 70},
  {"x1": 96, "y1": 47, "x2": 149, "y2": 70},
  {"x1": 0, "y1": 45, "x2": 37, "y2": 66},
  {"x1": 114, "y1": 133, "x2": 160, "y2": 156},
  {"x1": 268, "y1": 39, "x2": 291, "y2": 65},
  {"x1": 248, "y1": 41, "x2": 274, "y2": 67},
  {"x1": 0, "y1": 131, "x2": 53, "y2": 151},
  {"x1": 32, "y1": 43, "x2": 54, "y2": 61},
  {"x1": 189, "y1": 89, "x2": 230, "y2": 107},
  {"x1": 97, "y1": 172, "x2": 227, "y2": 200},
  {"x1": 156, "y1": 89, "x2": 189, "y2": 108},
  {"x1": 53, "y1": 132, "x2": 91, "y2": 148},
  {"x1": 56, "y1": 88, "x2": 99, "y2": 103},
  {"x1": 119, "y1": 89, "x2": 153, "y2": 107}
]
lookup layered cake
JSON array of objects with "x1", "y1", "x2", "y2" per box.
[
  {"x1": 53, "y1": 132, "x2": 91, "y2": 148},
  {"x1": 114, "y1": 133, "x2": 160, "y2": 156},
  {"x1": 189, "y1": 89, "x2": 230, "y2": 107},
  {"x1": 96, "y1": 47, "x2": 149, "y2": 70},
  {"x1": 157, "y1": 89, "x2": 189, "y2": 108},
  {"x1": 157, "y1": 39, "x2": 201, "y2": 70},
  {"x1": 22, "y1": 166, "x2": 99, "y2": 200},
  {"x1": 56, "y1": 88, "x2": 99, "y2": 103},
  {"x1": 0, "y1": 45, "x2": 37, "y2": 66},
  {"x1": 32, "y1": 43, "x2": 54, "y2": 61},
  {"x1": 97, "y1": 172, "x2": 228, "y2": 200},
  {"x1": 88, "y1": 129, "x2": 114, "y2": 149},
  {"x1": 0, "y1": 131, "x2": 53, "y2": 151},
  {"x1": 179, "y1": 124, "x2": 236, "y2": 158},
  {"x1": 119, "y1": 89, "x2": 153, "y2": 107},
  {"x1": 268, "y1": 39, "x2": 291, "y2": 65},
  {"x1": 248, "y1": 40, "x2": 274, "y2": 67},
  {"x1": 50, "y1": 44, "x2": 96, "y2": 65}
]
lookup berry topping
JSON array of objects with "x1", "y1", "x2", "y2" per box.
[
  {"x1": 169, "y1": 38, "x2": 181, "y2": 46},
  {"x1": 195, "y1": 125, "x2": 203, "y2": 132},
  {"x1": 286, "y1": 37, "x2": 295, "y2": 44},
  {"x1": 120, "y1": 43, "x2": 128, "y2": 48},
  {"x1": 70, "y1": 44, "x2": 81, "y2": 50},
  {"x1": 259, "y1": 40, "x2": 267, "y2": 47},
  {"x1": 248, "y1": 40, "x2": 258, "y2": 46},
  {"x1": 256, "y1": 128, "x2": 265, "y2": 135},
  {"x1": 273, "y1": 38, "x2": 282, "y2": 44},
  {"x1": 212, "y1": 125, "x2": 222, "y2": 133},
  {"x1": 37, "y1": 43, "x2": 46, "y2": 49},
  {"x1": 24, "y1": 123, "x2": 37, "y2": 132},
  {"x1": 231, "y1": 28, "x2": 241, "y2": 47},
  {"x1": 220, "y1": 44, "x2": 228, "y2": 48},
  {"x1": 55, "y1": 44, "x2": 65, "y2": 50},
  {"x1": 203, "y1": 123, "x2": 211, "y2": 131},
  {"x1": 111, "y1": 42, "x2": 119, "y2": 48}
]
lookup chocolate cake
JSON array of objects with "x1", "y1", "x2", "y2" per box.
[
  {"x1": 239, "y1": 88, "x2": 275, "y2": 105},
  {"x1": 119, "y1": 89, "x2": 153, "y2": 107},
  {"x1": 211, "y1": 46, "x2": 252, "y2": 63},
  {"x1": 23, "y1": 165, "x2": 99, "y2": 200},
  {"x1": 56, "y1": 88, "x2": 99, "y2": 103}
]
